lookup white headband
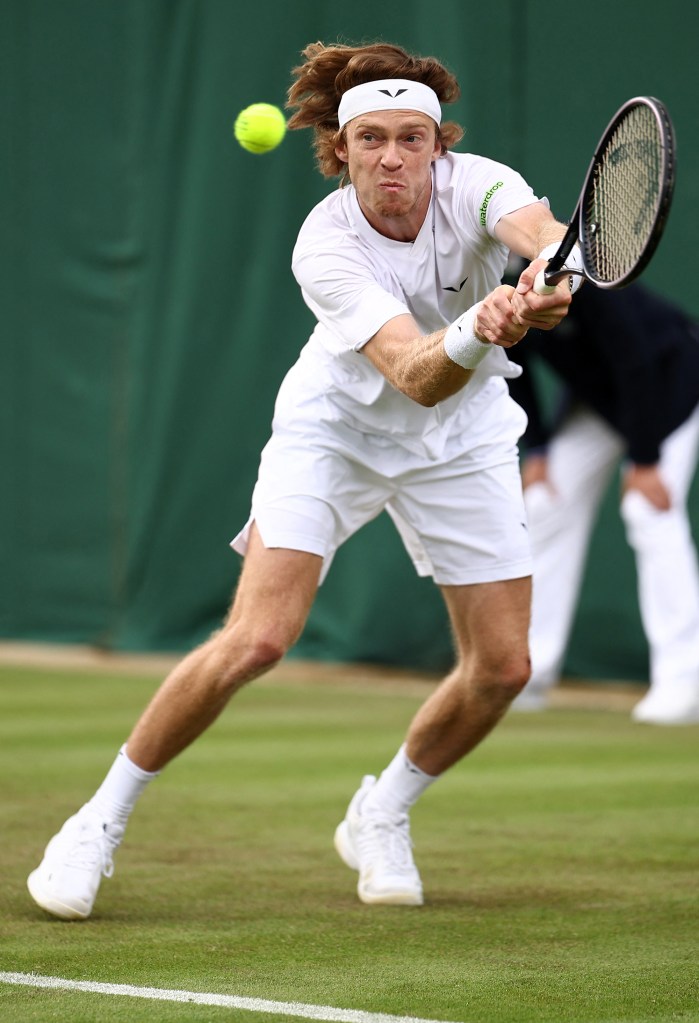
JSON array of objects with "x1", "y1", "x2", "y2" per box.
[{"x1": 337, "y1": 79, "x2": 442, "y2": 129}]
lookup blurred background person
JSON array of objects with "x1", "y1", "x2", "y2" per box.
[{"x1": 506, "y1": 271, "x2": 699, "y2": 724}]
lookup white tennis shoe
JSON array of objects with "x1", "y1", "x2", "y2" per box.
[
  {"x1": 27, "y1": 804, "x2": 125, "y2": 920},
  {"x1": 631, "y1": 686, "x2": 699, "y2": 725},
  {"x1": 334, "y1": 775, "x2": 424, "y2": 906}
]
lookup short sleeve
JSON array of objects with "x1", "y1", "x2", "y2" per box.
[
  {"x1": 455, "y1": 157, "x2": 548, "y2": 236},
  {"x1": 292, "y1": 240, "x2": 410, "y2": 352}
]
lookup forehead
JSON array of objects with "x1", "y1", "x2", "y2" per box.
[{"x1": 346, "y1": 109, "x2": 436, "y2": 133}]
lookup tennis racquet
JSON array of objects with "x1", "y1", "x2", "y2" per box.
[{"x1": 534, "y1": 96, "x2": 676, "y2": 295}]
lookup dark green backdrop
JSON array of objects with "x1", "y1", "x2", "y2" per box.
[{"x1": 3, "y1": 0, "x2": 698, "y2": 680}]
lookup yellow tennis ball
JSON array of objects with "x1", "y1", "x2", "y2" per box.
[{"x1": 234, "y1": 103, "x2": 286, "y2": 154}]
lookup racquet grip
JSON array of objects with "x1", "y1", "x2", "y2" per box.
[{"x1": 533, "y1": 269, "x2": 556, "y2": 295}]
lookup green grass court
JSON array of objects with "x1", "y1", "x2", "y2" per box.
[{"x1": 1, "y1": 660, "x2": 698, "y2": 1023}]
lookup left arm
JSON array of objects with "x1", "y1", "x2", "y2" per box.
[
  {"x1": 496, "y1": 201, "x2": 568, "y2": 261},
  {"x1": 362, "y1": 204, "x2": 575, "y2": 403},
  {"x1": 495, "y1": 203, "x2": 573, "y2": 330}
]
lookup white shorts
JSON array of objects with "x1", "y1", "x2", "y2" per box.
[{"x1": 232, "y1": 381, "x2": 531, "y2": 586}]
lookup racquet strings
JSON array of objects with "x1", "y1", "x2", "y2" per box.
[{"x1": 583, "y1": 103, "x2": 666, "y2": 284}]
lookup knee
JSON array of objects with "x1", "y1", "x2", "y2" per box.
[
  {"x1": 620, "y1": 489, "x2": 655, "y2": 530},
  {"x1": 469, "y1": 648, "x2": 531, "y2": 701},
  {"x1": 207, "y1": 623, "x2": 294, "y2": 692},
  {"x1": 239, "y1": 632, "x2": 289, "y2": 676},
  {"x1": 621, "y1": 489, "x2": 681, "y2": 549},
  {"x1": 498, "y1": 653, "x2": 531, "y2": 698}
]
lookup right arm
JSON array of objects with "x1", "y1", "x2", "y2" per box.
[
  {"x1": 362, "y1": 314, "x2": 471, "y2": 407},
  {"x1": 362, "y1": 285, "x2": 533, "y2": 407},
  {"x1": 362, "y1": 203, "x2": 575, "y2": 406}
]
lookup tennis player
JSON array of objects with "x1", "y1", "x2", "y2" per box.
[{"x1": 28, "y1": 41, "x2": 575, "y2": 919}]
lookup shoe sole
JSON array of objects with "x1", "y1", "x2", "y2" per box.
[
  {"x1": 27, "y1": 870, "x2": 91, "y2": 921},
  {"x1": 632, "y1": 713, "x2": 699, "y2": 725},
  {"x1": 333, "y1": 821, "x2": 423, "y2": 906},
  {"x1": 632, "y1": 703, "x2": 699, "y2": 725},
  {"x1": 357, "y1": 886, "x2": 424, "y2": 906}
]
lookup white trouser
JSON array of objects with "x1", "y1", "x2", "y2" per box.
[{"x1": 524, "y1": 404, "x2": 699, "y2": 696}]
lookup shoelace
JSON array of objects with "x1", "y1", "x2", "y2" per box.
[
  {"x1": 63, "y1": 818, "x2": 123, "y2": 877},
  {"x1": 355, "y1": 813, "x2": 416, "y2": 875}
]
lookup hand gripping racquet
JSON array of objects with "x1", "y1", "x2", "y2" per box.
[{"x1": 534, "y1": 96, "x2": 676, "y2": 295}]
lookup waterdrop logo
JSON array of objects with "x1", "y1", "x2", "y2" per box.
[{"x1": 479, "y1": 181, "x2": 503, "y2": 226}]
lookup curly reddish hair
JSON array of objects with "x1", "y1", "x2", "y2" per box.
[{"x1": 286, "y1": 41, "x2": 464, "y2": 179}]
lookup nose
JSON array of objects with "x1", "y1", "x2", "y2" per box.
[{"x1": 381, "y1": 141, "x2": 403, "y2": 169}]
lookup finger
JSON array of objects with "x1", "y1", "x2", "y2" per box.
[{"x1": 516, "y1": 258, "x2": 548, "y2": 294}]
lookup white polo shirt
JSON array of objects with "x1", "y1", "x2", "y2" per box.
[{"x1": 282, "y1": 151, "x2": 545, "y2": 458}]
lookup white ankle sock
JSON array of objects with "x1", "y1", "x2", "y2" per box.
[
  {"x1": 362, "y1": 744, "x2": 438, "y2": 818},
  {"x1": 89, "y1": 745, "x2": 159, "y2": 825}
]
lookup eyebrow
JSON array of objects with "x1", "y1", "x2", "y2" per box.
[{"x1": 351, "y1": 117, "x2": 433, "y2": 133}]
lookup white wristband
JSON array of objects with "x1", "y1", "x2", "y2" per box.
[
  {"x1": 538, "y1": 242, "x2": 584, "y2": 294},
  {"x1": 443, "y1": 303, "x2": 491, "y2": 369}
]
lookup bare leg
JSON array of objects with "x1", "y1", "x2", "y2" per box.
[
  {"x1": 26, "y1": 526, "x2": 323, "y2": 920},
  {"x1": 126, "y1": 524, "x2": 322, "y2": 772},
  {"x1": 333, "y1": 577, "x2": 532, "y2": 906},
  {"x1": 405, "y1": 576, "x2": 532, "y2": 776}
]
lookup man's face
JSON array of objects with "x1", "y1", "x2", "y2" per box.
[{"x1": 335, "y1": 110, "x2": 442, "y2": 240}]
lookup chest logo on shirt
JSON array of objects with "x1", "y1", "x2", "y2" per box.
[{"x1": 443, "y1": 276, "x2": 469, "y2": 293}]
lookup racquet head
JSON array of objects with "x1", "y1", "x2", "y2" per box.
[{"x1": 577, "y1": 96, "x2": 676, "y2": 289}]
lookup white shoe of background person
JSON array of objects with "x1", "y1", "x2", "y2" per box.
[
  {"x1": 27, "y1": 804, "x2": 125, "y2": 920},
  {"x1": 334, "y1": 775, "x2": 423, "y2": 906},
  {"x1": 509, "y1": 683, "x2": 551, "y2": 712},
  {"x1": 631, "y1": 685, "x2": 699, "y2": 726}
]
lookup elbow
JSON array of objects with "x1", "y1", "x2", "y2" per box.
[
  {"x1": 401, "y1": 377, "x2": 467, "y2": 407},
  {"x1": 390, "y1": 357, "x2": 472, "y2": 406},
  {"x1": 415, "y1": 393, "x2": 440, "y2": 408},
  {"x1": 400, "y1": 380, "x2": 440, "y2": 407}
]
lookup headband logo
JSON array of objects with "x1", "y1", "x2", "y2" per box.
[{"x1": 378, "y1": 88, "x2": 408, "y2": 98}]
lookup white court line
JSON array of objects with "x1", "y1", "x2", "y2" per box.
[{"x1": 0, "y1": 971, "x2": 462, "y2": 1023}]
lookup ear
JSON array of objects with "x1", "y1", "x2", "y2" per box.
[{"x1": 335, "y1": 141, "x2": 348, "y2": 164}]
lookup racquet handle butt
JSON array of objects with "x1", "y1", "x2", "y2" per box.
[{"x1": 533, "y1": 269, "x2": 556, "y2": 295}]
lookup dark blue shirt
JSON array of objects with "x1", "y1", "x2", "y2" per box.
[{"x1": 507, "y1": 284, "x2": 699, "y2": 464}]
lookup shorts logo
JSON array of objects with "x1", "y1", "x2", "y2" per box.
[{"x1": 479, "y1": 181, "x2": 504, "y2": 226}]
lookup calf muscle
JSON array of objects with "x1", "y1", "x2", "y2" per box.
[
  {"x1": 405, "y1": 577, "x2": 531, "y2": 776},
  {"x1": 126, "y1": 526, "x2": 323, "y2": 772}
]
